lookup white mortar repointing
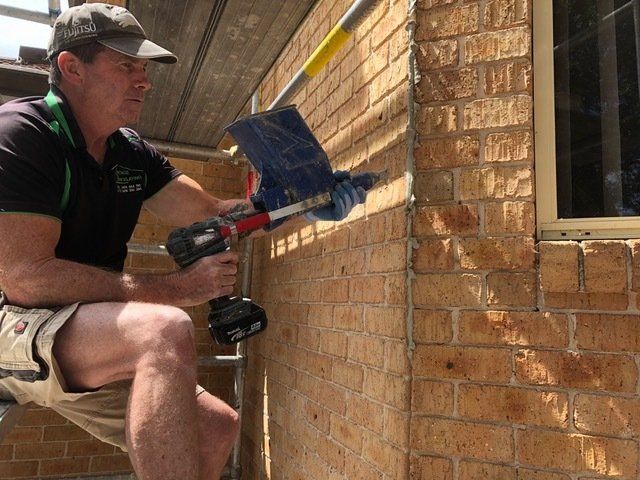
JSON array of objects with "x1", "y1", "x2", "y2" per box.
[{"x1": 405, "y1": 0, "x2": 418, "y2": 360}]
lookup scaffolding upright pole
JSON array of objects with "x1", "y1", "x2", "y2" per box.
[{"x1": 226, "y1": 90, "x2": 260, "y2": 480}]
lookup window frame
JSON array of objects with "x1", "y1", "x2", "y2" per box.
[{"x1": 534, "y1": 0, "x2": 640, "y2": 240}]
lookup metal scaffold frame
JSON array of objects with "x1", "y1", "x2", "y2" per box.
[{"x1": 0, "y1": 1, "x2": 61, "y2": 26}]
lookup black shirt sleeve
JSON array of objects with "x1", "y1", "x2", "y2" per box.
[
  {"x1": 143, "y1": 141, "x2": 182, "y2": 199},
  {"x1": 0, "y1": 105, "x2": 68, "y2": 220}
]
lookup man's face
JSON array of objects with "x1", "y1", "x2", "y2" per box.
[{"x1": 80, "y1": 47, "x2": 151, "y2": 128}]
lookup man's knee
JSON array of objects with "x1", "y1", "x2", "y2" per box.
[
  {"x1": 217, "y1": 405, "x2": 239, "y2": 444},
  {"x1": 133, "y1": 305, "x2": 196, "y2": 363},
  {"x1": 199, "y1": 396, "x2": 240, "y2": 445},
  {"x1": 225, "y1": 406, "x2": 240, "y2": 439}
]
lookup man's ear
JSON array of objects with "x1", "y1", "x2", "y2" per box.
[{"x1": 56, "y1": 51, "x2": 84, "y2": 86}]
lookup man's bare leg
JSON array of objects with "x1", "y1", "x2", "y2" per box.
[
  {"x1": 123, "y1": 318, "x2": 199, "y2": 479},
  {"x1": 197, "y1": 392, "x2": 240, "y2": 479},
  {"x1": 52, "y1": 302, "x2": 238, "y2": 479}
]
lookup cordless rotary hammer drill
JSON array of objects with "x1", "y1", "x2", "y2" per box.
[{"x1": 166, "y1": 106, "x2": 385, "y2": 345}]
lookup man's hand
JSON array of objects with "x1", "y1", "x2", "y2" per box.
[
  {"x1": 304, "y1": 171, "x2": 367, "y2": 222},
  {"x1": 172, "y1": 250, "x2": 239, "y2": 305}
]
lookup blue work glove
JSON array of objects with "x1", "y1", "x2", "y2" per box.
[{"x1": 304, "y1": 171, "x2": 367, "y2": 222}]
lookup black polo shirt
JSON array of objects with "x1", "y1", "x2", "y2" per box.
[{"x1": 0, "y1": 87, "x2": 181, "y2": 271}]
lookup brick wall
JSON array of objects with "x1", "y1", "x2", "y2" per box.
[
  {"x1": 242, "y1": 0, "x2": 411, "y2": 478},
  {"x1": 411, "y1": 0, "x2": 537, "y2": 475},
  {"x1": 0, "y1": 156, "x2": 244, "y2": 479},
  {"x1": 243, "y1": 0, "x2": 640, "y2": 479},
  {"x1": 411, "y1": 0, "x2": 640, "y2": 479}
]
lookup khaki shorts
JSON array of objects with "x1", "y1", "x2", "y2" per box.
[{"x1": 0, "y1": 302, "x2": 205, "y2": 451}]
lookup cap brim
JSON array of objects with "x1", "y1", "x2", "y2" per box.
[{"x1": 98, "y1": 37, "x2": 177, "y2": 64}]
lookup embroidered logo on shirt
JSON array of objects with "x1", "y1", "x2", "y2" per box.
[
  {"x1": 14, "y1": 321, "x2": 28, "y2": 334},
  {"x1": 114, "y1": 165, "x2": 146, "y2": 194}
]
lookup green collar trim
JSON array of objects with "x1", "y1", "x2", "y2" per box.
[{"x1": 44, "y1": 90, "x2": 76, "y2": 149}]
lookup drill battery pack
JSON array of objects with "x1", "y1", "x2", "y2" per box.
[{"x1": 208, "y1": 296, "x2": 267, "y2": 344}]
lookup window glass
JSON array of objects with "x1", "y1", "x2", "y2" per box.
[{"x1": 553, "y1": 0, "x2": 640, "y2": 218}]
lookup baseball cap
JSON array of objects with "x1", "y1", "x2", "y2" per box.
[{"x1": 47, "y1": 3, "x2": 177, "y2": 64}]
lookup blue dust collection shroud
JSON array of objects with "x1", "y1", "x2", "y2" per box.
[{"x1": 225, "y1": 106, "x2": 336, "y2": 213}]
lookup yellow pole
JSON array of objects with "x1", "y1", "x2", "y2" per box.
[{"x1": 268, "y1": 0, "x2": 382, "y2": 110}]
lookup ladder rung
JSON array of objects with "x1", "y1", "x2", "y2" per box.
[{"x1": 198, "y1": 355, "x2": 245, "y2": 367}]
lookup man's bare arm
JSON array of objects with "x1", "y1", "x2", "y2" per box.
[
  {"x1": 143, "y1": 174, "x2": 254, "y2": 227},
  {"x1": 0, "y1": 213, "x2": 238, "y2": 309}
]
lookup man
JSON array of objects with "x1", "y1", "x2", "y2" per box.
[{"x1": 0, "y1": 3, "x2": 364, "y2": 480}]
